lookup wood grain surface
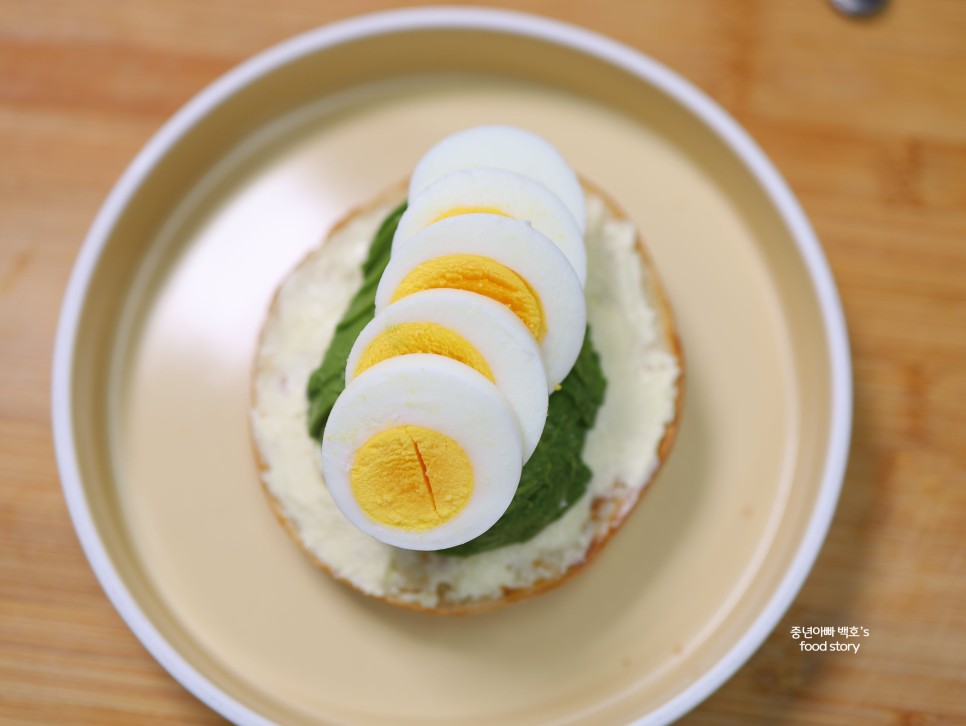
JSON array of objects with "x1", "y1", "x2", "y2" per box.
[{"x1": 1, "y1": 1, "x2": 964, "y2": 724}]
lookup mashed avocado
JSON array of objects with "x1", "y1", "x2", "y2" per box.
[{"x1": 307, "y1": 203, "x2": 606, "y2": 557}]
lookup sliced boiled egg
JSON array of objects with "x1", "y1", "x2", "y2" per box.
[
  {"x1": 346, "y1": 288, "x2": 548, "y2": 459},
  {"x1": 393, "y1": 168, "x2": 587, "y2": 287},
  {"x1": 373, "y1": 214, "x2": 586, "y2": 388},
  {"x1": 409, "y1": 125, "x2": 586, "y2": 234},
  {"x1": 320, "y1": 355, "x2": 523, "y2": 550}
]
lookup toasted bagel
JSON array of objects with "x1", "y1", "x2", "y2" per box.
[{"x1": 250, "y1": 180, "x2": 683, "y2": 615}]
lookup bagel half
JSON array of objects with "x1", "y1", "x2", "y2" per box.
[{"x1": 250, "y1": 180, "x2": 683, "y2": 615}]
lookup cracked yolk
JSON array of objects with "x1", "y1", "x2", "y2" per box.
[
  {"x1": 350, "y1": 425, "x2": 474, "y2": 530},
  {"x1": 354, "y1": 322, "x2": 494, "y2": 382},
  {"x1": 390, "y1": 254, "x2": 546, "y2": 340}
]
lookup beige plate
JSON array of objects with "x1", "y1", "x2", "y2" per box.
[{"x1": 52, "y1": 9, "x2": 851, "y2": 726}]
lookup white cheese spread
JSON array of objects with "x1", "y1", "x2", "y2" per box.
[{"x1": 251, "y1": 191, "x2": 679, "y2": 608}]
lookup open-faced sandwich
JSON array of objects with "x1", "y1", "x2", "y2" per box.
[{"x1": 251, "y1": 125, "x2": 682, "y2": 614}]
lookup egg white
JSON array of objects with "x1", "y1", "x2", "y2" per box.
[
  {"x1": 374, "y1": 214, "x2": 587, "y2": 389},
  {"x1": 408, "y1": 124, "x2": 586, "y2": 234},
  {"x1": 320, "y1": 354, "x2": 524, "y2": 551},
  {"x1": 394, "y1": 168, "x2": 587, "y2": 287},
  {"x1": 346, "y1": 289, "x2": 549, "y2": 460}
]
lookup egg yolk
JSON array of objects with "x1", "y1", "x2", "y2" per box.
[
  {"x1": 391, "y1": 254, "x2": 546, "y2": 340},
  {"x1": 350, "y1": 425, "x2": 473, "y2": 530},
  {"x1": 429, "y1": 206, "x2": 511, "y2": 225},
  {"x1": 354, "y1": 322, "x2": 494, "y2": 382}
]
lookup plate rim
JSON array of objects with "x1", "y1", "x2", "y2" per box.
[{"x1": 51, "y1": 7, "x2": 852, "y2": 725}]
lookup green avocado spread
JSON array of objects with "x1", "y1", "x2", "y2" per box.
[{"x1": 306, "y1": 203, "x2": 607, "y2": 557}]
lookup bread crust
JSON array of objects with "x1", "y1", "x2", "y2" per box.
[{"x1": 251, "y1": 180, "x2": 684, "y2": 616}]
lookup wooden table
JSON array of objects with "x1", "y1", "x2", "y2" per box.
[{"x1": 2, "y1": 1, "x2": 964, "y2": 723}]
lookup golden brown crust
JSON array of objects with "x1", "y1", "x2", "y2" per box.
[{"x1": 251, "y1": 179, "x2": 684, "y2": 616}]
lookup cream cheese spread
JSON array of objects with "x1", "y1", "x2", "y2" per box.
[{"x1": 251, "y1": 191, "x2": 680, "y2": 608}]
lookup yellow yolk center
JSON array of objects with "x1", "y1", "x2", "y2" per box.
[
  {"x1": 391, "y1": 254, "x2": 546, "y2": 340},
  {"x1": 354, "y1": 322, "x2": 494, "y2": 382},
  {"x1": 429, "y1": 206, "x2": 511, "y2": 224},
  {"x1": 350, "y1": 425, "x2": 474, "y2": 530}
]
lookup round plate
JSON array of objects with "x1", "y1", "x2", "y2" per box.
[{"x1": 52, "y1": 8, "x2": 851, "y2": 725}]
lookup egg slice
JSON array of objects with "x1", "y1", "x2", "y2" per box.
[
  {"x1": 374, "y1": 214, "x2": 586, "y2": 389},
  {"x1": 320, "y1": 355, "x2": 523, "y2": 550},
  {"x1": 346, "y1": 289, "x2": 549, "y2": 459},
  {"x1": 394, "y1": 168, "x2": 587, "y2": 287},
  {"x1": 409, "y1": 125, "x2": 586, "y2": 234}
]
